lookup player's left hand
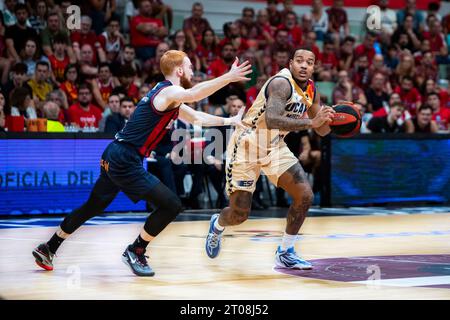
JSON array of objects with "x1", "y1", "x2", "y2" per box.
[{"x1": 228, "y1": 106, "x2": 246, "y2": 129}]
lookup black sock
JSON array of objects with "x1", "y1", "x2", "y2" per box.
[
  {"x1": 47, "y1": 233, "x2": 65, "y2": 254},
  {"x1": 130, "y1": 235, "x2": 149, "y2": 252}
]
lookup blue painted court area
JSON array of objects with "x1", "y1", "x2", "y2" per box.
[{"x1": 0, "y1": 206, "x2": 449, "y2": 229}]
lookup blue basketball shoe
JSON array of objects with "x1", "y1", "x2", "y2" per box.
[
  {"x1": 205, "y1": 214, "x2": 223, "y2": 258},
  {"x1": 275, "y1": 246, "x2": 313, "y2": 270}
]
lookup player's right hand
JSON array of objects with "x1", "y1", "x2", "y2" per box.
[
  {"x1": 311, "y1": 106, "x2": 335, "y2": 128},
  {"x1": 227, "y1": 57, "x2": 252, "y2": 83}
]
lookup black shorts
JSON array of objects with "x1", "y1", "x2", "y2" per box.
[{"x1": 93, "y1": 140, "x2": 161, "y2": 203}]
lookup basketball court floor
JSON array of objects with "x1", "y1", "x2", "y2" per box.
[{"x1": 0, "y1": 207, "x2": 449, "y2": 300}]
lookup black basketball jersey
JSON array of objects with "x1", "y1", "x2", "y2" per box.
[{"x1": 115, "y1": 80, "x2": 179, "y2": 157}]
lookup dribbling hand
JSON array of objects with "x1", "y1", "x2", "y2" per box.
[{"x1": 311, "y1": 105, "x2": 335, "y2": 128}]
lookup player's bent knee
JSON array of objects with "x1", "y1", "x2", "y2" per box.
[{"x1": 292, "y1": 185, "x2": 314, "y2": 207}]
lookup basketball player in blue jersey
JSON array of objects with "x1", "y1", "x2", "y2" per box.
[
  {"x1": 32, "y1": 50, "x2": 252, "y2": 277},
  {"x1": 205, "y1": 49, "x2": 336, "y2": 269}
]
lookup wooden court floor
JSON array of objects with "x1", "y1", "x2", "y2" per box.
[{"x1": 0, "y1": 212, "x2": 449, "y2": 299}]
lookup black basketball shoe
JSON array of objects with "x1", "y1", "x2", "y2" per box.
[
  {"x1": 32, "y1": 243, "x2": 55, "y2": 271},
  {"x1": 122, "y1": 245, "x2": 155, "y2": 277}
]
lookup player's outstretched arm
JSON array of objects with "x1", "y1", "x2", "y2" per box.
[
  {"x1": 179, "y1": 104, "x2": 245, "y2": 127},
  {"x1": 265, "y1": 78, "x2": 335, "y2": 132},
  {"x1": 156, "y1": 58, "x2": 252, "y2": 111},
  {"x1": 307, "y1": 91, "x2": 332, "y2": 137}
]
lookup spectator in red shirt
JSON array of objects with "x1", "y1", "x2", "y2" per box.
[
  {"x1": 68, "y1": 83, "x2": 102, "y2": 129},
  {"x1": 117, "y1": 65, "x2": 140, "y2": 104},
  {"x1": 60, "y1": 64, "x2": 79, "y2": 106},
  {"x1": 48, "y1": 33, "x2": 74, "y2": 85},
  {"x1": 92, "y1": 63, "x2": 118, "y2": 110},
  {"x1": 98, "y1": 16, "x2": 125, "y2": 63},
  {"x1": 236, "y1": 7, "x2": 259, "y2": 40},
  {"x1": 428, "y1": 92, "x2": 450, "y2": 131},
  {"x1": 278, "y1": 11, "x2": 302, "y2": 48},
  {"x1": 183, "y1": 2, "x2": 212, "y2": 51},
  {"x1": 255, "y1": 9, "x2": 275, "y2": 49},
  {"x1": 71, "y1": 16, "x2": 104, "y2": 62},
  {"x1": 420, "y1": 78, "x2": 449, "y2": 109},
  {"x1": 219, "y1": 22, "x2": 249, "y2": 55},
  {"x1": 142, "y1": 41, "x2": 169, "y2": 86},
  {"x1": 265, "y1": 49, "x2": 289, "y2": 76},
  {"x1": 246, "y1": 74, "x2": 268, "y2": 109},
  {"x1": 354, "y1": 32, "x2": 377, "y2": 66},
  {"x1": 394, "y1": 76, "x2": 422, "y2": 116},
  {"x1": 266, "y1": 0, "x2": 282, "y2": 27},
  {"x1": 196, "y1": 29, "x2": 220, "y2": 72},
  {"x1": 351, "y1": 55, "x2": 370, "y2": 91},
  {"x1": 318, "y1": 39, "x2": 338, "y2": 81},
  {"x1": 423, "y1": 19, "x2": 449, "y2": 63},
  {"x1": 333, "y1": 70, "x2": 367, "y2": 106},
  {"x1": 415, "y1": 51, "x2": 438, "y2": 88},
  {"x1": 263, "y1": 28, "x2": 294, "y2": 67},
  {"x1": 327, "y1": 0, "x2": 349, "y2": 42},
  {"x1": 130, "y1": 0, "x2": 167, "y2": 61}
]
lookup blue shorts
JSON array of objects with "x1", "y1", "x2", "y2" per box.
[{"x1": 95, "y1": 141, "x2": 160, "y2": 203}]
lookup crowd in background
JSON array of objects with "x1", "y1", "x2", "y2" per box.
[{"x1": 0, "y1": 0, "x2": 449, "y2": 208}]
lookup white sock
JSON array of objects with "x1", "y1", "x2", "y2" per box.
[
  {"x1": 280, "y1": 233, "x2": 297, "y2": 250},
  {"x1": 213, "y1": 217, "x2": 225, "y2": 232}
]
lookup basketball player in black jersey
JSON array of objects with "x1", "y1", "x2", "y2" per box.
[{"x1": 32, "y1": 50, "x2": 252, "y2": 276}]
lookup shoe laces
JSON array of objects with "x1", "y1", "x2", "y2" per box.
[
  {"x1": 208, "y1": 232, "x2": 220, "y2": 248},
  {"x1": 133, "y1": 248, "x2": 149, "y2": 267}
]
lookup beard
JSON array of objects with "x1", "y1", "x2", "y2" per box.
[
  {"x1": 180, "y1": 74, "x2": 193, "y2": 89},
  {"x1": 79, "y1": 100, "x2": 90, "y2": 107}
]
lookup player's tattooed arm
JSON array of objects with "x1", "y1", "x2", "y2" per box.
[{"x1": 266, "y1": 78, "x2": 335, "y2": 131}]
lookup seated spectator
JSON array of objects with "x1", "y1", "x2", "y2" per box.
[
  {"x1": 29, "y1": 0, "x2": 48, "y2": 35},
  {"x1": 371, "y1": 92, "x2": 412, "y2": 127},
  {"x1": 86, "y1": 0, "x2": 116, "y2": 35},
  {"x1": 0, "y1": 14, "x2": 14, "y2": 86},
  {"x1": 278, "y1": 11, "x2": 302, "y2": 48},
  {"x1": 219, "y1": 22, "x2": 249, "y2": 55},
  {"x1": 98, "y1": 94, "x2": 121, "y2": 132},
  {"x1": 265, "y1": 49, "x2": 289, "y2": 76},
  {"x1": 236, "y1": 7, "x2": 259, "y2": 40},
  {"x1": 266, "y1": 0, "x2": 282, "y2": 27},
  {"x1": 59, "y1": 64, "x2": 79, "y2": 106},
  {"x1": 10, "y1": 87, "x2": 37, "y2": 119},
  {"x1": 420, "y1": 79, "x2": 449, "y2": 108},
  {"x1": 415, "y1": 51, "x2": 438, "y2": 88},
  {"x1": 183, "y1": 2, "x2": 212, "y2": 51},
  {"x1": 302, "y1": 31, "x2": 321, "y2": 61},
  {"x1": 48, "y1": 33, "x2": 74, "y2": 85},
  {"x1": 394, "y1": 76, "x2": 422, "y2": 116},
  {"x1": 396, "y1": 0, "x2": 424, "y2": 32},
  {"x1": 92, "y1": 63, "x2": 119, "y2": 109},
  {"x1": 317, "y1": 39, "x2": 338, "y2": 81},
  {"x1": 367, "y1": 102, "x2": 405, "y2": 133},
  {"x1": 263, "y1": 28, "x2": 294, "y2": 66},
  {"x1": 255, "y1": 9, "x2": 275, "y2": 49},
  {"x1": 351, "y1": 55, "x2": 370, "y2": 91},
  {"x1": 68, "y1": 83, "x2": 102, "y2": 129},
  {"x1": 368, "y1": 54, "x2": 392, "y2": 88},
  {"x1": 391, "y1": 14, "x2": 421, "y2": 52},
  {"x1": 377, "y1": 0, "x2": 397, "y2": 38},
  {"x1": 98, "y1": 16, "x2": 125, "y2": 63},
  {"x1": 2, "y1": 0, "x2": 18, "y2": 27},
  {"x1": 365, "y1": 72, "x2": 390, "y2": 112},
  {"x1": 40, "y1": 11, "x2": 72, "y2": 57},
  {"x1": 170, "y1": 30, "x2": 200, "y2": 71},
  {"x1": 21, "y1": 38, "x2": 49, "y2": 79},
  {"x1": 5, "y1": 3, "x2": 38, "y2": 62},
  {"x1": 130, "y1": 0, "x2": 167, "y2": 60},
  {"x1": 393, "y1": 50, "x2": 416, "y2": 88},
  {"x1": 405, "y1": 104, "x2": 438, "y2": 133},
  {"x1": 46, "y1": 89, "x2": 69, "y2": 123},
  {"x1": 427, "y1": 92, "x2": 450, "y2": 131},
  {"x1": 79, "y1": 43, "x2": 101, "y2": 79},
  {"x1": 43, "y1": 101, "x2": 65, "y2": 132},
  {"x1": 301, "y1": 13, "x2": 314, "y2": 35},
  {"x1": 2, "y1": 62, "x2": 32, "y2": 103},
  {"x1": 422, "y1": 19, "x2": 448, "y2": 63},
  {"x1": 104, "y1": 97, "x2": 136, "y2": 134},
  {"x1": 354, "y1": 32, "x2": 377, "y2": 66},
  {"x1": 139, "y1": 85, "x2": 150, "y2": 101},
  {"x1": 333, "y1": 70, "x2": 367, "y2": 106},
  {"x1": 196, "y1": 29, "x2": 219, "y2": 73},
  {"x1": 150, "y1": 0, "x2": 173, "y2": 30},
  {"x1": 337, "y1": 35, "x2": 355, "y2": 71},
  {"x1": 311, "y1": 0, "x2": 328, "y2": 41},
  {"x1": 71, "y1": 15, "x2": 102, "y2": 60},
  {"x1": 114, "y1": 45, "x2": 141, "y2": 77},
  {"x1": 27, "y1": 61, "x2": 53, "y2": 109},
  {"x1": 326, "y1": 0, "x2": 349, "y2": 42},
  {"x1": 142, "y1": 41, "x2": 169, "y2": 85},
  {"x1": 117, "y1": 65, "x2": 140, "y2": 104}
]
